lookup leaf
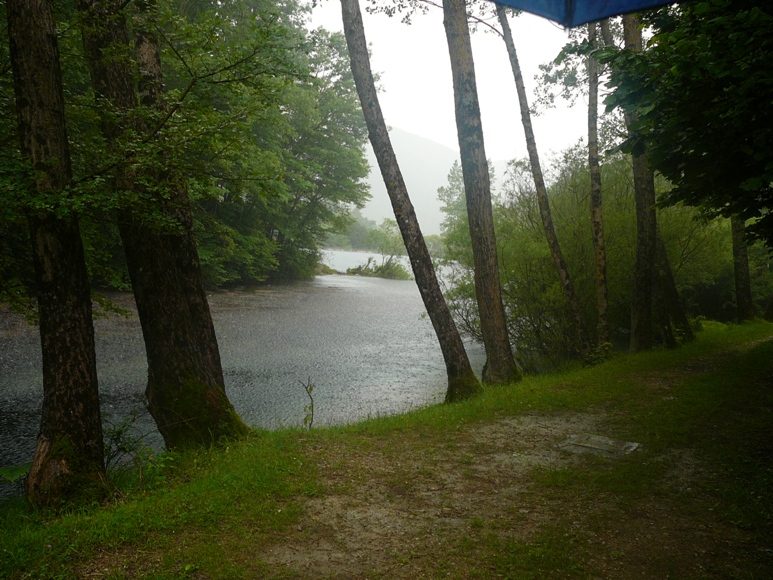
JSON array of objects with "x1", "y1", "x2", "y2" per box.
[{"x1": 0, "y1": 463, "x2": 31, "y2": 483}]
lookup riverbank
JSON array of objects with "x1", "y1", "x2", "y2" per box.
[
  {"x1": 2, "y1": 276, "x2": 483, "y2": 485},
  {"x1": 2, "y1": 320, "x2": 773, "y2": 578}
]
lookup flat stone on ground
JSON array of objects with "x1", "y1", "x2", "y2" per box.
[{"x1": 557, "y1": 434, "x2": 640, "y2": 457}]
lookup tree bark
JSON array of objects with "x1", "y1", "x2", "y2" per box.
[
  {"x1": 600, "y1": 20, "x2": 615, "y2": 47},
  {"x1": 731, "y1": 215, "x2": 755, "y2": 321},
  {"x1": 78, "y1": 0, "x2": 248, "y2": 449},
  {"x1": 134, "y1": 7, "x2": 248, "y2": 448},
  {"x1": 652, "y1": 256, "x2": 677, "y2": 349},
  {"x1": 340, "y1": 0, "x2": 483, "y2": 401},
  {"x1": 587, "y1": 21, "x2": 609, "y2": 347},
  {"x1": 654, "y1": 234, "x2": 694, "y2": 342},
  {"x1": 623, "y1": 14, "x2": 656, "y2": 352},
  {"x1": 497, "y1": 5, "x2": 590, "y2": 354},
  {"x1": 441, "y1": 0, "x2": 520, "y2": 385},
  {"x1": 764, "y1": 295, "x2": 773, "y2": 322},
  {"x1": 6, "y1": 0, "x2": 106, "y2": 506}
]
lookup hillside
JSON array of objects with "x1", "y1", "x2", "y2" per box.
[{"x1": 363, "y1": 127, "x2": 459, "y2": 235}]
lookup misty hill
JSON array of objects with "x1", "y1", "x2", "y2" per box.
[
  {"x1": 362, "y1": 127, "x2": 459, "y2": 236},
  {"x1": 361, "y1": 128, "x2": 514, "y2": 235}
]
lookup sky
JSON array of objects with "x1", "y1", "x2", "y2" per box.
[{"x1": 308, "y1": 0, "x2": 588, "y2": 162}]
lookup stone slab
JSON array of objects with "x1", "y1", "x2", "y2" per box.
[{"x1": 557, "y1": 434, "x2": 640, "y2": 457}]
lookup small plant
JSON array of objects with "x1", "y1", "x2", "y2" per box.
[
  {"x1": 0, "y1": 464, "x2": 30, "y2": 484},
  {"x1": 583, "y1": 342, "x2": 612, "y2": 367},
  {"x1": 0, "y1": 463, "x2": 30, "y2": 495},
  {"x1": 102, "y1": 409, "x2": 171, "y2": 490},
  {"x1": 346, "y1": 256, "x2": 412, "y2": 280},
  {"x1": 300, "y1": 377, "x2": 315, "y2": 429},
  {"x1": 103, "y1": 409, "x2": 150, "y2": 472}
]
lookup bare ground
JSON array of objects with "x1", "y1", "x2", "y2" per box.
[
  {"x1": 74, "y1": 345, "x2": 773, "y2": 579},
  {"x1": 254, "y1": 410, "x2": 762, "y2": 578},
  {"x1": 263, "y1": 413, "x2": 598, "y2": 578}
]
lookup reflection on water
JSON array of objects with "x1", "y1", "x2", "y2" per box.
[{"x1": 0, "y1": 251, "x2": 484, "y2": 485}]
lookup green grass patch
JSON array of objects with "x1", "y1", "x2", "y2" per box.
[
  {"x1": 488, "y1": 527, "x2": 587, "y2": 579},
  {"x1": 0, "y1": 432, "x2": 319, "y2": 579}
]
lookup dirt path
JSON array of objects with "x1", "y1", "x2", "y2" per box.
[{"x1": 262, "y1": 413, "x2": 600, "y2": 578}]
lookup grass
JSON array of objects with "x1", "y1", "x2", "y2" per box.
[{"x1": 2, "y1": 320, "x2": 773, "y2": 578}]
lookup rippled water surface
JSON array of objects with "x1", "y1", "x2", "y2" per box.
[{"x1": 1, "y1": 257, "x2": 484, "y2": 485}]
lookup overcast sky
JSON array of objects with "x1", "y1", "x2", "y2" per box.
[{"x1": 309, "y1": 0, "x2": 588, "y2": 162}]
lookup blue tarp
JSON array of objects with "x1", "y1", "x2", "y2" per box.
[{"x1": 491, "y1": 0, "x2": 684, "y2": 27}]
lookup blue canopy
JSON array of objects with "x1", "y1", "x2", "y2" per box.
[{"x1": 491, "y1": 0, "x2": 683, "y2": 27}]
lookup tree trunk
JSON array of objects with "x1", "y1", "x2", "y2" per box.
[
  {"x1": 654, "y1": 234, "x2": 694, "y2": 342},
  {"x1": 497, "y1": 5, "x2": 590, "y2": 354},
  {"x1": 764, "y1": 295, "x2": 773, "y2": 322},
  {"x1": 652, "y1": 262, "x2": 677, "y2": 348},
  {"x1": 134, "y1": 8, "x2": 248, "y2": 448},
  {"x1": 623, "y1": 14, "x2": 657, "y2": 352},
  {"x1": 340, "y1": 0, "x2": 483, "y2": 401},
  {"x1": 587, "y1": 21, "x2": 609, "y2": 346},
  {"x1": 731, "y1": 215, "x2": 755, "y2": 321},
  {"x1": 600, "y1": 20, "x2": 615, "y2": 47},
  {"x1": 442, "y1": 0, "x2": 520, "y2": 385},
  {"x1": 78, "y1": 0, "x2": 248, "y2": 449},
  {"x1": 6, "y1": 0, "x2": 106, "y2": 506}
]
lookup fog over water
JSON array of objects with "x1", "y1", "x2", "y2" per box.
[{"x1": 0, "y1": 251, "x2": 484, "y2": 494}]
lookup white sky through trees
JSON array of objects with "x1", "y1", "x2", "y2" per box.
[{"x1": 310, "y1": 0, "x2": 587, "y2": 162}]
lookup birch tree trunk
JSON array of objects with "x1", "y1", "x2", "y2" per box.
[
  {"x1": 340, "y1": 0, "x2": 482, "y2": 401},
  {"x1": 497, "y1": 5, "x2": 590, "y2": 354},
  {"x1": 587, "y1": 21, "x2": 609, "y2": 346},
  {"x1": 78, "y1": 0, "x2": 248, "y2": 449},
  {"x1": 443, "y1": 0, "x2": 521, "y2": 384},
  {"x1": 731, "y1": 215, "x2": 755, "y2": 321},
  {"x1": 7, "y1": 0, "x2": 106, "y2": 506},
  {"x1": 443, "y1": 0, "x2": 521, "y2": 385}
]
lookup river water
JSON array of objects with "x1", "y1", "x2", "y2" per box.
[{"x1": 0, "y1": 251, "x2": 484, "y2": 493}]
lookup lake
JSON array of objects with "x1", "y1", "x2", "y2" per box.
[{"x1": 0, "y1": 250, "x2": 484, "y2": 488}]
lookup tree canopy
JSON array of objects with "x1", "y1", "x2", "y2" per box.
[
  {"x1": 602, "y1": 0, "x2": 773, "y2": 242},
  {"x1": 0, "y1": 0, "x2": 371, "y2": 298}
]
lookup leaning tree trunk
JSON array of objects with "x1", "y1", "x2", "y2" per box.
[
  {"x1": 78, "y1": 0, "x2": 247, "y2": 449},
  {"x1": 340, "y1": 0, "x2": 482, "y2": 401},
  {"x1": 623, "y1": 14, "x2": 656, "y2": 352},
  {"x1": 442, "y1": 0, "x2": 520, "y2": 385},
  {"x1": 731, "y1": 215, "x2": 755, "y2": 321},
  {"x1": 587, "y1": 21, "x2": 609, "y2": 346},
  {"x1": 7, "y1": 0, "x2": 106, "y2": 506},
  {"x1": 497, "y1": 5, "x2": 590, "y2": 354}
]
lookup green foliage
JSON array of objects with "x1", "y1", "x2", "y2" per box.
[
  {"x1": 344, "y1": 219, "x2": 412, "y2": 279},
  {"x1": 103, "y1": 409, "x2": 153, "y2": 474},
  {"x1": 365, "y1": 218, "x2": 405, "y2": 259},
  {"x1": 0, "y1": 0, "x2": 371, "y2": 298},
  {"x1": 346, "y1": 256, "x2": 412, "y2": 280},
  {"x1": 601, "y1": 0, "x2": 773, "y2": 242},
  {"x1": 0, "y1": 464, "x2": 30, "y2": 485},
  {"x1": 324, "y1": 208, "x2": 378, "y2": 250},
  {"x1": 439, "y1": 146, "x2": 769, "y2": 369}
]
